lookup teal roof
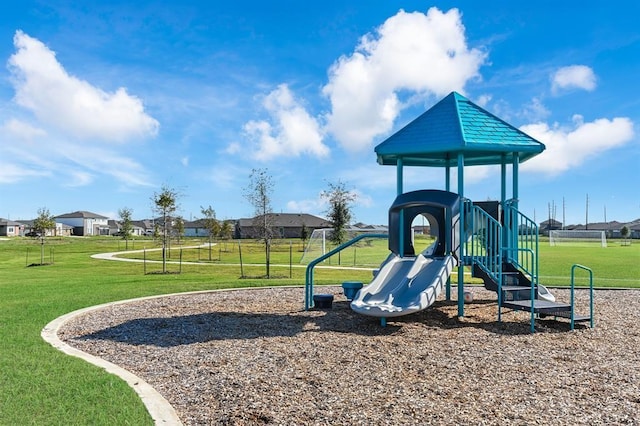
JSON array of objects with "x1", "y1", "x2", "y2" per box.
[{"x1": 375, "y1": 92, "x2": 545, "y2": 167}]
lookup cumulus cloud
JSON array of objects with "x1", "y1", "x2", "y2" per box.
[
  {"x1": 243, "y1": 84, "x2": 328, "y2": 161},
  {"x1": 8, "y1": 30, "x2": 159, "y2": 142},
  {"x1": 323, "y1": 7, "x2": 486, "y2": 151},
  {"x1": 551, "y1": 65, "x2": 597, "y2": 94},
  {"x1": 1, "y1": 31, "x2": 157, "y2": 187},
  {"x1": 521, "y1": 115, "x2": 634, "y2": 175}
]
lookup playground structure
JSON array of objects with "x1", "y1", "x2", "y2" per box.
[{"x1": 305, "y1": 92, "x2": 594, "y2": 332}]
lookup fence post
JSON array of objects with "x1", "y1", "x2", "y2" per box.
[{"x1": 238, "y1": 240, "x2": 244, "y2": 278}]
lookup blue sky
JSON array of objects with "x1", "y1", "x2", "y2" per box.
[{"x1": 1, "y1": 1, "x2": 639, "y2": 226}]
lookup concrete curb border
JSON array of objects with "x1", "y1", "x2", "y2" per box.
[
  {"x1": 41, "y1": 293, "x2": 195, "y2": 425},
  {"x1": 41, "y1": 286, "x2": 306, "y2": 425}
]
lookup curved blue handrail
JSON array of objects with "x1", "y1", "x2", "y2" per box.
[
  {"x1": 304, "y1": 233, "x2": 388, "y2": 310},
  {"x1": 571, "y1": 264, "x2": 594, "y2": 330}
]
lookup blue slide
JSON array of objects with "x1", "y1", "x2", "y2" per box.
[{"x1": 350, "y1": 254, "x2": 456, "y2": 318}]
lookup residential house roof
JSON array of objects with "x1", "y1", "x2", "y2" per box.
[
  {"x1": 55, "y1": 210, "x2": 109, "y2": 219},
  {"x1": 0, "y1": 218, "x2": 23, "y2": 226},
  {"x1": 237, "y1": 213, "x2": 330, "y2": 228}
]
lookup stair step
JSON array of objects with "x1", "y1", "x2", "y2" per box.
[
  {"x1": 500, "y1": 285, "x2": 533, "y2": 292},
  {"x1": 541, "y1": 311, "x2": 592, "y2": 322},
  {"x1": 502, "y1": 299, "x2": 572, "y2": 314}
]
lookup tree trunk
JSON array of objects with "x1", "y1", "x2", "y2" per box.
[{"x1": 265, "y1": 239, "x2": 271, "y2": 278}]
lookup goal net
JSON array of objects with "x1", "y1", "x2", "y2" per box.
[
  {"x1": 299, "y1": 227, "x2": 388, "y2": 265},
  {"x1": 549, "y1": 230, "x2": 607, "y2": 247}
]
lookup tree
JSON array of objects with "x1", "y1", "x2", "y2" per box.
[
  {"x1": 174, "y1": 215, "x2": 185, "y2": 245},
  {"x1": 32, "y1": 207, "x2": 55, "y2": 265},
  {"x1": 244, "y1": 168, "x2": 275, "y2": 278},
  {"x1": 152, "y1": 185, "x2": 179, "y2": 273},
  {"x1": 200, "y1": 205, "x2": 220, "y2": 261},
  {"x1": 300, "y1": 222, "x2": 310, "y2": 250},
  {"x1": 118, "y1": 207, "x2": 134, "y2": 250},
  {"x1": 621, "y1": 225, "x2": 630, "y2": 245},
  {"x1": 220, "y1": 220, "x2": 234, "y2": 240},
  {"x1": 322, "y1": 181, "x2": 356, "y2": 247}
]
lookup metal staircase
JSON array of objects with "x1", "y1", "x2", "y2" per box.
[{"x1": 464, "y1": 200, "x2": 594, "y2": 332}]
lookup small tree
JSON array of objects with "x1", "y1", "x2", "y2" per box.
[
  {"x1": 174, "y1": 215, "x2": 185, "y2": 245},
  {"x1": 621, "y1": 225, "x2": 630, "y2": 245},
  {"x1": 200, "y1": 205, "x2": 220, "y2": 260},
  {"x1": 244, "y1": 168, "x2": 275, "y2": 278},
  {"x1": 220, "y1": 219, "x2": 234, "y2": 240},
  {"x1": 151, "y1": 185, "x2": 179, "y2": 273},
  {"x1": 32, "y1": 207, "x2": 55, "y2": 265},
  {"x1": 322, "y1": 181, "x2": 356, "y2": 264},
  {"x1": 300, "y1": 222, "x2": 309, "y2": 250},
  {"x1": 118, "y1": 207, "x2": 134, "y2": 250}
]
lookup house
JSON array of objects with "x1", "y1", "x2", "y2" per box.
[
  {"x1": 570, "y1": 220, "x2": 640, "y2": 239},
  {"x1": 55, "y1": 211, "x2": 109, "y2": 236},
  {"x1": 132, "y1": 220, "x2": 157, "y2": 236},
  {"x1": 539, "y1": 219, "x2": 562, "y2": 236},
  {"x1": 107, "y1": 220, "x2": 145, "y2": 236},
  {"x1": 236, "y1": 213, "x2": 331, "y2": 239},
  {"x1": 0, "y1": 218, "x2": 25, "y2": 237},
  {"x1": 19, "y1": 219, "x2": 74, "y2": 237}
]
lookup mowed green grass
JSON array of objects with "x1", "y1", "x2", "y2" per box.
[
  {"x1": 0, "y1": 237, "x2": 379, "y2": 425},
  {"x1": 537, "y1": 239, "x2": 640, "y2": 287},
  {"x1": 0, "y1": 236, "x2": 638, "y2": 424}
]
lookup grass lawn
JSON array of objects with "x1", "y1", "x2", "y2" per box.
[{"x1": 0, "y1": 236, "x2": 638, "y2": 424}]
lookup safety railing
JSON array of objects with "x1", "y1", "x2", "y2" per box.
[
  {"x1": 502, "y1": 247, "x2": 537, "y2": 330},
  {"x1": 463, "y1": 200, "x2": 502, "y2": 286},
  {"x1": 570, "y1": 264, "x2": 594, "y2": 330},
  {"x1": 503, "y1": 199, "x2": 538, "y2": 279},
  {"x1": 304, "y1": 233, "x2": 388, "y2": 310}
]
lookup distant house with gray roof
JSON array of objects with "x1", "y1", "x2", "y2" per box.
[
  {"x1": 0, "y1": 218, "x2": 24, "y2": 237},
  {"x1": 236, "y1": 213, "x2": 331, "y2": 239},
  {"x1": 55, "y1": 211, "x2": 109, "y2": 236}
]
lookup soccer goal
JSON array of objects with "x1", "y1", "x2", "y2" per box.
[
  {"x1": 549, "y1": 230, "x2": 607, "y2": 247},
  {"x1": 299, "y1": 228, "x2": 388, "y2": 264}
]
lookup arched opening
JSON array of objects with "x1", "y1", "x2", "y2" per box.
[{"x1": 411, "y1": 213, "x2": 437, "y2": 255}]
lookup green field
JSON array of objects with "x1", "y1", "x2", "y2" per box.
[{"x1": 0, "y1": 236, "x2": 638, "y2": 424}]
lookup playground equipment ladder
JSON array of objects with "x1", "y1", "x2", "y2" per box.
[{"x1": 465, "y1": 199, "x2": 594, "y2": 332}]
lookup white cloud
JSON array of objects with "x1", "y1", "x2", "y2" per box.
[
  {"x1": 62, "y1": 170, "x2": 95, "y2": 187},
  {"x1": 520, "y1": 97, "x2": 550, "y2": 122},
  {"x1": 4, "y1": 118, "x2": 47, "y2": 140},
  {"x1": 475, "y1": 94, "x2": 492, "y2": 108},
  {"x1": 8, "y1": 30, "x2": 159, "y2": 142},
  {"x1": 551, "y1": 65, "x2": 597, "y2": 94},
  {"x1": 521, "y1": 115, "x2": 634, "y2": 175},
  {"x1": 243, "y1": 84, "x2": 328, "y2": 161},
  {"x1": 0, "y1": 163, "x2": 50, "y2": 183},
  {"x1": 322, "y1": 7, "x2": 486, "y2": 151},
  {"x1": 225, "y1": 142, "x2": 242, "y2": 155},
  {"x1": 286, "y1": 197, "x2": 326, "y2": 215}
]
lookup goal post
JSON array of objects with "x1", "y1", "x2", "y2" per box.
[
  {"x1": 549, "y1": 230, "x2": 607, "y2": 247},
  {"x1": 300, "y1": 228, "x2": 389, "y2": 264}
]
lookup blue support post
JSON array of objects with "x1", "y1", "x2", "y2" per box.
[
  {"x1": 457, "y1": 153, "x2": 465, "y2": 317},
  {"x1": 397, "y1": 158, "x2": 404, "y2": 257},
  {"x1": 445, "y1": 163, "x2": 451, "y2": 300},
  {"x1": 501, "y1": 156, "x2": 507, "y2": 251},
  {"x1": 512, "y1": 154, "x2": 519, "y2": 252}
]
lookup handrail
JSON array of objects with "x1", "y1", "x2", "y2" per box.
[
  {"x1": 503, "y1": 199, "x2": 539, "y2": 277},
  {"x1": 464, "y1": 201, "x2": 502, "y2": 285},
  {"x1": 304, "y1": 233, "x2": 388, "y2": 310},
  {"x1": 503, "y1": 247, "x2": 536, "y2": 332},
  {"x1": 571, "y1": 264, "x2": 594, "y2": 330}
]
